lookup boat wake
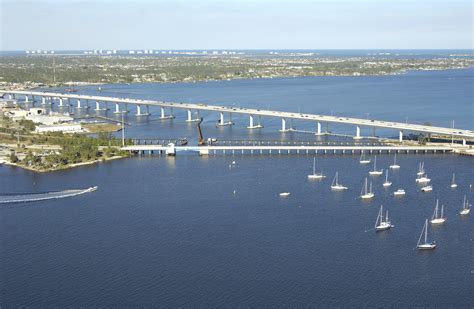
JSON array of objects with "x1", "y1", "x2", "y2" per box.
[{"x1": 0, "y1": 186, "x2": 98, "y2": 204}]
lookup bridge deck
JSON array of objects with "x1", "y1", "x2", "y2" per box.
[{"x1": 5, "y1": 90, "x2": 474, "y2": 139}]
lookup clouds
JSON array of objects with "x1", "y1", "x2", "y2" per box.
[{"x1": 1, "y1": 0, "x2": 472, "y2": 50}]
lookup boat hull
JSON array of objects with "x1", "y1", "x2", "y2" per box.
[{"x1": 417, "y1": 244, "x2": 436, "y2": 250}]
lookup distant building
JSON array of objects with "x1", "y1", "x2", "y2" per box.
[{"x1": 35, "y1": 124, "x2": 82, "y2": 133}]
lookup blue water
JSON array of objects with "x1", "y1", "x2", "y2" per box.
[{"x1": 1, "y1": 69, "x2": 473, "y2": 307}]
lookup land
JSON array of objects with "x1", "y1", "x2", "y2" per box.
[
  {"x1": 0, "y1": 54, "x2": 473, "y2": 89},
  {"x1": 0, "y1": 114, "x2": 130, "y2": 171}
]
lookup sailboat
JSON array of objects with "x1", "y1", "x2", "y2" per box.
[
  {"x1": 393, "y1": 188, "x2": 406, "y2": 196},
  {"x1": 430, "y1": 199, "x2": 446, "y2": 224},
  {"x1": 389, "y1": 154, "x2": 400, "y2": 169},
  {"x1": 331, "y1": 172, "x2": 348, "y2": 191},
  {"x1": 459, "y1": 195, "x2": 471, "y2": 215},
  {"x1": 374, "y1": 205, "x2": 392, "y2": 231},
  {"x1": 359, "y1": 151, "x2": 371, "y2": 164},
  {"x1": 421, "y1": 185, "x2": 433, "y2": 192},
  {"x1": 383, "y1": 169, "x2": 392, "y2": 187},
  {"x1": 308, "y1": 158, "x2": 326, "y2": 179},
  {"x1": 360, "y1": 177, "x2": 374, "y2": 199},
  {"x1": 416, "y1": 173, "x2": 431, "y2": 183},
  {"x1": 368, "y1": 156, "x2": 383, "y2": 176},
  {"x1": 450, "y1": 173, "x2": 457, "y2": 188},
  {"x1": 416, "y1": 162, "x2": 425, "y2": 176},
  {"x1": 417, "y1": 219, "x2": 437, "y2": 250}
]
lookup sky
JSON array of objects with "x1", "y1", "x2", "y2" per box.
[{"x1": 0, "y1": 0, "x2": 472, "y2": 50}]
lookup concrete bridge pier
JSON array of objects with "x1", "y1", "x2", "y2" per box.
[
  {"x1": 399, "y1": 130, "x2": 403, "y2": 142},
  {"x1": 113, "y1": 103, "x2": 121, "y2": 114},
  {"x1": 315, "y1": 122, "x2": 323, "y2": 135},
  {"x1": 353, "y1": 126, "x2": 363, "y2": 140},
  {"x1": 186, "y1": 109, "x2": 200, "y2": 122},
  {"x1": 24, "y1": 95, "x2": 29, "y2": 103},
  {"x1": 217, "y1": 112, "x2": 233, "y2": 126},
  {"x1": 58, "y1": 98, "x2": 65, "y2": 107},
  {"x1": 95, "y1": 101, "x2": 107, "y2": 111},
  {"x1": 279, "y1": 118, "x2": 289, "y2": 132},
  {"x1": 462, "y1": 139, "x2": 466, "y2": 146},
  {"x1": 160, "y1": 107, "x2": 175, "y2": 119},
  {"x1": 41, "y1": 97, "x2": 46, "y2": 105},
  {"x1": 136, "y1": 105, "x2": 150, "y2": 116},
  {"x1": 247, "y1": 115, "x2": 263, "y2": 129}
]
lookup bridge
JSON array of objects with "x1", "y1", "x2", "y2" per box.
[
  {"x1": 121, "y1": 144, "x2": 455, "y2": 156},
  {"x1": 3, "y1": 90, "x2": 473, "y2": 144}
]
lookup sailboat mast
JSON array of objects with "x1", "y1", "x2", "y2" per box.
[
  {"x1": 313, "y1": 158, "x2": 316, "y2": 175},
  {"x1": 424, "y1": 220, "x2": 428, "y2": 244}
]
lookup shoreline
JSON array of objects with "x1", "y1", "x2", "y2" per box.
[{"x1": 3, "y1": 155, "x2": 127, "y2": 173}]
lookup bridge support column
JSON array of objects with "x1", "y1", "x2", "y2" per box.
[
  {"x1": 187, "y1": 109, "x2": 192, "y2": 121},
  {"x1": 353, "y1": 126, "x2": 362, "y2": 140},
  {"x1": 24, "y1": 95, "x2": 29, "y2": 102},
  {"x1": 315, "y1": 122, "x2": 322, "y2": 135},
  {"x1": 399, "y1": 130, "x2": 403, "y2": 142},
  {"x1": 114, "y1": 103, "x2": 121, "y2": 113},
  {"x1": 41, "y1": 97, "x2": 46, "y2": 105},
  {"x1": 159, "y1": 107, "x2": 174, "y2": 119},
  {"x1": 77, "y1": 99, "x2": 83, "y2": 109},
  {"x1": 136, "y1": 105, "x2": 150, "y2": 116},
  {"x1": 462, "y1": 139, "x2": 466, "y2": 146},
  {"x1": 247, "y1": 115, "x2": 263, "y2": 129},
  {"x1": 58, "y1": 98, "x2": 64, "y2": 107},
  {"x1": 217, "y1": 112, "x2": 232, "y2": 126},
  {"x1": 280, "y1": 118, "x2": 289, "y2": 132}
]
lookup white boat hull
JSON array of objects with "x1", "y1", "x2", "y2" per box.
[
  {"x1": 361, "y1": 193, "x2": 374, "y2": 199},
  {"x1": 383, "y1": 182, "x2": 392, "y2": 187},
  {"x1": 389, "y1": 165, "x2": 400, "y2": 169},
  {"x1": 460, "y1": 209, "x2": 470, "y2": 215},
  {"x1": 430, "y1": 218, "x2": 446, "y2": 224},
  {"x1": 450, "y1": 184, "x2": 458, "y2": 188},
  {"x1": 417, "y1": 243, "x2": 436, "y2": 250},
  {"x1": 331, "y1": 185, "x2": 348, "y2": 191},
  {"x1": 421, "y1": 186, "x2": 433, "y2": 192},
  {"x1": 360, "y1": 160, "x2": 371, "y2": 164},
  {"x1": 375, "y1": 223, "x2": 391, "y2": 231},
  {"x1": 279, "y1": 192, "x2": 290, "y2": 197},
  {"x1": 308, "y1": 174, "x2": 325, "y2": 180},
  {"x1": 369, "y1": 171, "x2": 383, "y2": 176}
]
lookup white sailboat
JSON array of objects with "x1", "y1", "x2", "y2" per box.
[
  {"x1": 450, "y1": 173, "x2": 457, "y2": 188},
  {"x1": 383, "y1": 169, "x2": 392, "y2": 187},
  {"x1": 374, "y1": 205, "x2": 392, "y2": 231},
  {"x1": 389, "y1": 153, "x2": 400, "y2": 169},
  {"x1": 417, "y1": 219, "x2": 437, "y2": 250},
  {"x1": 459, "y1": 195, "x2": 471, "y2": 215},
  {"x1": 393, "y1": 188, "x2": 406, "y2": 196},
  {"x1": 331, "y1": 172, "x2": 348, "y2": 191},
  {"x1": 421, "y1": 185, "x2": 433, "y2": 192},
  {"x1": 360, "y1": 177, "x2": 374, "y2": 199},
  {"x1": 416, "y1": 173, "x2": 431, "y2": 183},
  {"x1": 279, "y1": 192, "x2": 291, "y2": 197},
  {"x1": 368, "y1": 156, "x2": 383, "y2": 176},
  {"x1": 308, "y1": 157, "x2": 326, "y2": 179},
  {"x1": 359, "y1": 151, "x2": 371, "y2": 164},
  {"x1": 430, "y1": 200, "x2": 446, "y2": 224},
  {"x1": 416, "y1": 162, "x2": 425, "y2": 176}
]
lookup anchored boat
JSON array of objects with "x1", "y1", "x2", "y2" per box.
[
  {"x1": 368, "y1": 156, "x2": 383, "y2": 176},
  {"x1": 331, "y1": 172, "x2": 348, "y2": 191},
  {"x1": 360, "y1": 177, "x2": 374, "y2": 199},
  {"x1": 375, "y1": 205, "x2": 392, "y2": 231},
  {"x1": 417, "y1": 219, "x2": 437, "y2": 250},
  {"x1": 308, "y1": 157, "x2": 326, "y2": 180},
  {"x1": 430, "y1": 200, "x2": 446, "y2": 224}
]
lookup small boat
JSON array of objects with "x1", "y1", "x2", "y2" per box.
[
  {"x1": 430, "y1": 200, "x2": 446, "y2": 224},
  {"x1": 87, "y1": 186, "x2": 98, "y2": 192},
  {"x1": 331, "y1": 172, "x2": 348, "y2": 191},
  {"x1": 383, "y1": 169, "x2": 392, "y2": 187},
  {"x1": 450, "y1": 173, "x2": 457, "y2": 188},
  {"x1": 308, "y1": 158, "x2": 326, "y2": 179},
  {"x1": 359, "y1": 151, "x2": 371, "y2": 164},
  {"x1": 279, "y1": 192, "x2": 291, "y2": 197},
  {"x1": 416, "y1": 174, "x2": 431, "y2": 183},
  {"x1": 389, "y1": 154, "x2": 400, "y2": 169},
  {"x1": 360, "y1": 177, "x2": 374, "y2": 199},
  {"x1": 421, "y1": 185, "x2": 433, "y2": 192},
  {"x1": 417, "y1": 219, "x2": 437, "y2": 250},
  {"x1": 368, "y1": 156, "x2": 383, "y2": 176},
  {"x1": 459, "y1": 195, "x2": 471, "y2": 215},
  {"x1": 178, "y1": 138, "x2": 188, "y2": 146},
  {"x1": 374, "y1": 205, "x2": 392, "y2": 231},
  {"x1": 393, "y1": 189, "x2": 405, "y2": 196},
  {"x1": 416, "y1": 162, "x2": 425, "y2": 176}
]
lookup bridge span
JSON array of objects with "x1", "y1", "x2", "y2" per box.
[
  {"x1": 3, "y1": 90, "x2": 473, "y2": 144},
  {"x1": 121, "y1": 144, "x2": 455, "y2": 156}
]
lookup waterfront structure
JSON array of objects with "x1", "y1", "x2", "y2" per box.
[{"x1": 3, "y1": 90, "x2": 473, "y2": 145}]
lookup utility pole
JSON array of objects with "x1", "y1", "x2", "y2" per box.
[
  {"x1": 121, "y1": 112, "x2": 125, "y2": 146},
  {"x1": 53, "y1": 57, "x2": 56, "y2": 84}
]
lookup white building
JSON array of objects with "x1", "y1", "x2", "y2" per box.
[{"x1": 35, "y1": 124, "x2": 82, "y2": 133}]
